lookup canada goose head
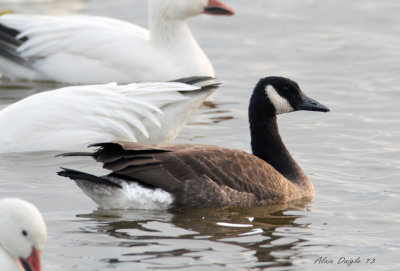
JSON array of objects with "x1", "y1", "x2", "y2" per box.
[
  {"x1": 0, "y1": 198, "x2": 47, "y2": 271},
  {"x1": 150, "y1": 0, "x2": 235, "y2": 20},
  {"x1": 250, "y1": 76, "x2": 329, "y2": 118}
]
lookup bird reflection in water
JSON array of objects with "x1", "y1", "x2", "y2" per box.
[{"x1": 75, "y1": 198, "x2": 311, "y2": 269}]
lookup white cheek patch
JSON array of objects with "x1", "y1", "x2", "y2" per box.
[{"x1": 265, "y1": 85, "x2": 294, "y2": 115}]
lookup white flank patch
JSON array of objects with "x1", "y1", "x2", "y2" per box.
[
  {"x1": 76, "y1": 181, "x2": 173, "y2": 210},
  {"x1": 120, "y1": 182, "x2": 174, "y2": 210},
  {"x1": 265, "y1": 85, "x2": 294, "y2": 115}
]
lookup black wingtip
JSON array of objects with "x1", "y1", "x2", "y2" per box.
[
  {"x1": 171, "y1": 76, "x2": 215, "y2": 85},
  {"x1": 171, "y1": 76, "x2": 224, "y2": 97},
  {"x1": 0, "y1": 22, "x2": 33, "y2": 67},
  {"x1": 173, "y1": 76, "x2": 223, "y2": 86}
]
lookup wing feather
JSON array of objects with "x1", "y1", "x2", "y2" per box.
[
  {"x1": 0, "y1": 81, "x2": 205, "y2": 152},
  {"x1": 0, "y1": 14, "x2": 149, "y2": 68}
]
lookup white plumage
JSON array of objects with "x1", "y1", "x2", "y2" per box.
[
  {"x1": 0, "y1": 198, "x2": 47, "y2": 271},
  {"x1": 265, "y1": 85, "x2": 294, "y2": 114},
  {"x1": 75, "y1": 177, "x2": 174, "y2": 210},
  {"x1": 0, "y1": 79, "x2": 219, "y2": 153},
  {"x1": 0, "y1": 0, "x2": 234, "y2": 83}
]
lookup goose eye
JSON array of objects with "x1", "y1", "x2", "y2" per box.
[
  {"x1": 281, "y1": 86, "x2": 291, "y2": 93},
  {"x1": 22, "y1": 230, "x2": 28, "y2": 237}
]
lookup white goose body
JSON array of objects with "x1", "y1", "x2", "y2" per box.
[
  {"x1": 0, "y1": 77, "x2": 220, "y2": 153},
  {"x1": 0, "y1": 198, "x2": 47, "y2": 271},
  {"x1": 0, "y1": 0, "x2": 234, "y2": 83}
]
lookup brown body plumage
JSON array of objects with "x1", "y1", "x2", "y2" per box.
[{"x1": 85, "y1": 141, "x2": 312, "y2": 208}]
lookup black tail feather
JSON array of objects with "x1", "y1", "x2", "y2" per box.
[{"x1": 58, "y1": 167, "x2": 122, "y2": 188}]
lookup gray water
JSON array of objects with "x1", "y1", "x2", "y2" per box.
[{"x1": 1, "y1": 0, "x2": 400, "y2": 270}]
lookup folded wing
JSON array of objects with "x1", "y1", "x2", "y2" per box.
[{"x1": 0, "y1": 79, "x2": 219, "y2": 153}]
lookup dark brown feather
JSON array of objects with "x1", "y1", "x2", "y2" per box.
[{"x1": 88, "y1": 141, "x2": 307, "y2": 208}]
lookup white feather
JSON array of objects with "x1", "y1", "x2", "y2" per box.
[
  {"x1": 0, "y1": 0, "x2": 216, "y2": 83},
  {"x1": 75, "y1": 180, "x2": 173, "y2": 210},
  {"x1": 265, "y1": 85, "x2": 294, "y2": 115},
  {"x1": 0, "y1": 81, "x2": 215, "y2": 153}
]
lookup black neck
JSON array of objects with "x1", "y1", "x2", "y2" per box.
[{"x1": 249, "y1": 113, "x2": 308, "y2": 184}]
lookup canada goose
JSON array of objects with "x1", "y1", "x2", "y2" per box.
[
  {"x1": 0, "y1": 77, "x2": 221, "y2": 153},
  {"x1": 58, "y1": 76, "x2": 329, "y2": 209},
  {"x1": 0, "y1": 0, "x2": 234, "y2": 83},
  {"x1": 0, "y1": 198, "x2": 47, "y2": 271}
]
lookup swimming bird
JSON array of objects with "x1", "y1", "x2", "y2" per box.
[
  {"x1": 0, "y1": 0, "x2": 234, "y2": 83},
  {"x1": 0, "y1": 77, "x2": 220, "y2": 153},
  {"x1": 0, "y1": 198, "x2": 47, "y2": 271},
  {"x1": 58, "y1": 76, "x2": 329, "y2": 209}
]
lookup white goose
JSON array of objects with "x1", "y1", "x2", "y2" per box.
[
  {"x1": 0, "y1": 77, "x2": 220, "y2": 153},
  {"x1": 0, "y1": 198, "x2": 47, "y2": 271},
  {"x1": 0, "y1": 0, "x2": 234, "y2": 83}
]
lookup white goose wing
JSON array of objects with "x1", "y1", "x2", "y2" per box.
[
  {"x1": 0, "y1": 14, "x2": 173, "y2": 83},
  {"x1": 0, "y1": 81, "x2": 203, "y2": 153}
]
